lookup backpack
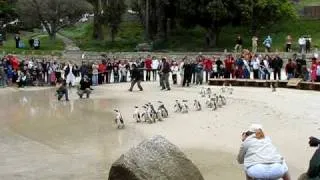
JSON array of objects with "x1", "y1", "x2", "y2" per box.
[{"x1": 316, "y1": 65, "x2": 320, "y2": 76}]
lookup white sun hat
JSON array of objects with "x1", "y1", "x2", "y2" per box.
[{"x1": 248, "y1": 124, "x2": 263, "y2": 132}]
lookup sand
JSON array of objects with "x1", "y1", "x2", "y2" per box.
[{"x1": 0, "y1": 82, "x2": 319, "y2": 179}]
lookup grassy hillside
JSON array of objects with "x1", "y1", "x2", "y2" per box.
[
  {"x1": 1, "y1": 32, "x2": 64, "y2": 55},
  {"x1": 61, "y1": 19, "x2": 320, "y2": 52}
]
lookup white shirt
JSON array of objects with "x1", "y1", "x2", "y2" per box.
[
  {"x1": 152, "y1": 60, "x2": 159, "y2": 70},
  {"x1": 298, "y1": 38, "x2": 306, "y2": 45},
  {"x1": 171, "y1": 65, "x2": 179, "y2": 75},
  {"x1": 237, "y1": 135, "x2": 284, "y2": 168},
  {"x1": 251, "y1": 59, "x2": 260, "y2": 70}
]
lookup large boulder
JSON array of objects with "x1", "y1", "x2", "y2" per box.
[{"x1": 108, "y1": 135, "x2": 204, "y2": 180}]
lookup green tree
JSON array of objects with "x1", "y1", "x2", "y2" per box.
[
  {"x1": 178, "y1": 0, "x2": 237, "y2": 47},
  {"x1": 103, "y1": 0, "x2": 127, "y2": 42},
  {"x1": 17, "y1": 0, "x2": 91, "y2": 40},
  {"x1": 239, "y1": 0, "x2": 297, "y2": 34}
]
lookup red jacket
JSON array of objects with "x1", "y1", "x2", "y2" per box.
[
  {"x1": 224, "y1": 58, "x2": 235, "y2": 71},
  {"x1": 98, "y1": 64, "x2": 106, "y2": 73},
  {"x1": 204, "y1": 58, "x2": 212, "y2": 71},
  {"x1": 145, "y1": 58, "x2": 152, "y2": 69}
]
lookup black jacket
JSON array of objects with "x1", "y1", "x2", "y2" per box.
[
  {"x1": 307, "y1": 147, "x2": 320, "y2": 178},
  {"x1": 80, "y1": 79, "x2": 91, "y2": 90},
  {"x1": 131, "y1": 68, "x2": 142, "y2": 81}
]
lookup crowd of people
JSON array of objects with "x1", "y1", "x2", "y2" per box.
[{"x1": 1, "y1": 52, "x2": 320, "y2": 90}]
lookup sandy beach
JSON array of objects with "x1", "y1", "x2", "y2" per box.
[{"x1": 0, "y1": 82, "x2": 319, "y2": 179}]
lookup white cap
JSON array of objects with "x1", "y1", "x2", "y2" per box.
[{"x1": 248, "y1": 124, "x2": 263, "y2": 132}]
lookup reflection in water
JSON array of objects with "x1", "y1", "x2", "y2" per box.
[{"x1": 0, "y1": 89, "x2": 145, "y2": 180}]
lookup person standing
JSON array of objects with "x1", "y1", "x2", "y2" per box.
[
  {"x1": 310, "y1": 58, "x2": 318, "y2": 82},
  {"x1": 251, "y1": 55, "x2": 260, "y2": 79},
  {"x1": 64, "y1": 62, "x2": 76, "y2": 87},
  {"x1": 151, "y1": 56, "x2": 159, "y2": 81},
  {"x1": 145, "y1": 55, "x2": 152, "y2": 81},
  {"x1": 98, "y1": 60, "x2": 106, "y2": 84},
  {"x1": 224, "y1": 54, "x2": 235, "y2": 79},
  {"x1": 195, "y1": 60, "x2": 204, "y2": 85},
  {"x1": 298, "y1": 37, "x2": 306, "y2": 54},
  {"x1": 285, "y1": 59, "x2": 296, "y2": 80},
  {"x1": 179, "y1": 58, "x2": 185, "y2": 86},
  {"x1": 129, "y1": 64, "x2": 143, "y2": 92},
  {"x1": 286, "y1": 35, "x2": 292, "y2": 52},
  {"x1": 272, "y1": 55, "x2": 283, "y2": 80},
  {"x1": 15, "y1": 34, "x2": 20, "y2": 49},
  {"x1": 119, "y1": 61, "x2": 127, "y2": 82},
  {"x1": 263, "y1": 35, "x2": 272, "y2": 52},
  {"x1": 235, "y1": 35, "x2": 243, "y2": 53},
  {"x1": 171, "y1": 61, "x2": 179, "y2": 85},
  {"x1": 160, "y1": 57, "x2": 171, "y2": 91},
  {"x1": 106, "y1": 60, "x2": 113, "y2": 83},
  {"x1": 204, "y1": 57, "x2": 213, "y2": 82},
  {"x1": 191, "y1": 59, "x2": 197, "y2": 84},
  {"x1": 252, "y1": 36, "x2": 258, "y2": 53},
  {"x1": 91, "y1": 62, "x2": 99, "y2": 86},
  {"x1": 183, "y1": 60, "x2": 193, "y2": 87}
]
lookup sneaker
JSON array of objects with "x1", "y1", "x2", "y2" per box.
[
  {"x1": 161, "y1": 88, "x2": 166, "y2": 90},
  {"x1": 167, "y1": 88, "x2": 171, "y2": 91},
  {"x1": 128, "y1": 89, "x2": 132, "y2": 92},
  {"x1": 139, "y1": 89, "x2": 143, "y2": 91}
]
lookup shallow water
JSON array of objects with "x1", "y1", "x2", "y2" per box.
[{"x1": 0, "y1": 89, "x2": 146, "y2": 180}]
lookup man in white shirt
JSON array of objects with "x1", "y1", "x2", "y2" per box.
[{"x1": 298, "y1": 37, "x2": 306, "y2": 54}]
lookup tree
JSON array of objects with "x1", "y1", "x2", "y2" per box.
[
  {"x1": 131, "y1": 0, "x2": 177, "y2": 40},
  {"x1": 17, "y1": 0, "x2": 91, "y2": 40},
  {"x1": 178, "y1": 0, "x2": 237, "y2": 47},
  {"x1": 239, "y1": 0, "x2": 297, "y2": 34},
  {"x1": 104, "y1": 0, "x2": 127, "y2": 42},
  {"x1": 86, "y1": 0, "x2": 104, "y2": 40}
]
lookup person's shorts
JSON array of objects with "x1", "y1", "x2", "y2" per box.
[{"x1": 246, "y1": 162, "x2": 288, "y2": 179}]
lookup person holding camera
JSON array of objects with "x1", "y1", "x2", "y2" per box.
[
  {"x1": 77, "y1": 75, "x2": 91, "y2": 99},
  {"x1": 298, "y1": 137, "x2": 320, "y2": 180},
  {"x1": 237, "y1": 124, "x2": 291, "y2": 180}
]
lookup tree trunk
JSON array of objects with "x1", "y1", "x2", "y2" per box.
[
  {"x1": 111, "y1": 28, "x2": 116, "y2": 42},
  {"x1": 93, "y1": 15, "x2": 104, "y2": 40},
  {"x1": 206, "y1": 28, "x2": 219, "y2": 47},
  {"x1": 49, "y1": 32, "x2": 56, "y2": 40}
]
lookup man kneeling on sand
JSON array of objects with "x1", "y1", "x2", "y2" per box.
[
  {"x1": 77, "y1": 75, "x2": 91, "y2": 99},
  {"x1": 298, "y1": 137, "x2": 320, "y2": 180},
  {"x1": 56, "y1": 79, "x2": 69, "y2": 101},
  {"x1": 237, "y1": 124, "x2": 291, "y2": 180}
]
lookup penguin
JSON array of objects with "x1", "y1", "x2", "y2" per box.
[
  {"x1": 228, "y1": 84, "x2": 233, "y2": 95},
  {"x1": 181, "y1": 100, "x2": 189, "y2": 113},
  {"x1": 174, "y1": 100, "x2": 182, "y2": 112},
  {"x1": 148, "y1": 102, "x2": 157, "y2": 123},
  {"x1": 206, "y1": 88, "x2": 212, "y2": 96},
  {"x1": 206, "y1": 95, "x2": 212, "y2": 108},
  {"x1": 200, "y1": 87, "x2": 206, "y2": 97},
  {"x1": 114, "y1": 109, "x2": 125, "y2": 129},
  {"x1": 145, "y1": 104, "x2": 156, "y2": 123},
  {"x1": 219, "y1": 95, "x2": 226, "y2": 106},
  {"x1": 211, "y1": 98, "x2": 218, "y2": 111},
  {"x1": 193, "y1": 100, "x2": 202, "y2": 111},
  {"x1": 157, "y1": 101, "x2": 168, "y2": 118},
  {"x1": 133, "y1": 106, "x2": 141, "y2": 123},
  {"x1": 271, "y1": 83, "x2": 276, "y2": 92}
]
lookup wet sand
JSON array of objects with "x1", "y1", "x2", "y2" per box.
[{"x1": 0, "y1": 83, "x2": 319, "y2": 179}]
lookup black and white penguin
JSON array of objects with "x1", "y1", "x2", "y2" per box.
[
  {"x1": 193, "y1": 99, "x2": 202, "y2": 111},
  {"x1": 114, "y1": 109, "x2": 125, "y2": 129},
  {"x1": 133, "y1": 106, "x2": 141, "y2": 123}
]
